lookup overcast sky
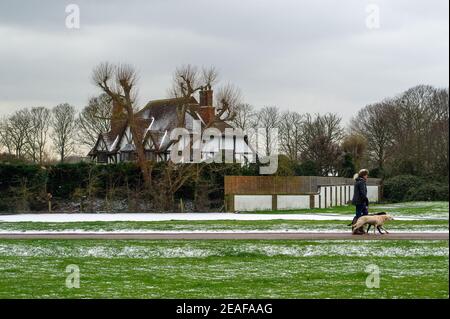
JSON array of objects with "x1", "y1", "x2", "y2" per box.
[{"x1": 0, "y1": 0, "x2": 448, "y2": 122}]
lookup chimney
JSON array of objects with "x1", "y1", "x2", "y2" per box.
[
  {"x1": 198, "y1": 86, "x2": 215, "y2": 124},
  {"x1": 199, "y1": 85, "x2": 213, "y2": 107}
]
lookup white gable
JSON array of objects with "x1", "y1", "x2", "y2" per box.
[
  {"x1": 144, "y1": 137, "x2": 154, "y2": 150},
  {"x1": 96, "y1": 138, "x2": 108, "y2": 151},
  {"x1": 119, "y1": 126, "x2": 134, "y2": 149}
]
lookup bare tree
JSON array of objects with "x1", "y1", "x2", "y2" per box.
[
  {"x1": 92, "y1": 62, "x2": 151, "y2": 185},
  {"x1": 27, "y1": 107, "x2": 51, "y2": 164},
  {"x1": 279, "y1": 111, "x2": 303, "y2": 161},
  {"x1": 341, "y1": 133, "x2": 367, "y2": 169},
  {"x1": 389, "y1": 85, "x2": 449, "y2": 176},
  {"x1": 350, "y1": 85, "x2": 449, "y2": 178},
  {"x1": 166, "y1": 65, "x2": 242, "y2": 209},
  {"x1": 256, "y1": 106, "x2": 280, "y2": 156},
  {"x1": 78, "y1": 93, "x2": 113, "y2": 148},
  {"x1": 350, "y1": 101, "x2": 395, "y2": 172},
  {"x1": 169, "y1": 64, "x2": 241, "y2": 126},
  {"x1": 299, "y1": 113, "x2": 344, "y2": 175},
  {"x1": 0, "y1": 117, "x2": 13, "y2": 154},
  {"x1": 4, "y1": 109, "x2": 32, "y2": 159},
  {"x1": 232, "y1": 103, "x2": 257, "y2": 131},
  {"x1": 214, "y1": 83, "x2": 241, "y2": 122},
  {"x1": 430, "y1": 87, "x2": 449, "y2": 175},
  {"x1": 51, "y1": 103, "x2": 78, "y2": 162},
  {"x1": 168, "y1": 64, "x2": 219, "y2": 99}
]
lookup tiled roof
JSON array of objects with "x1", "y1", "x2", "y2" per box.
[{"x1": 89, "y1": 96, "x2": 234, "y2": 156}]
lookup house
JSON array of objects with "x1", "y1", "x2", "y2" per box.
[{"x1": 88, "y1": 87, "x2": 254, "y2": 164}]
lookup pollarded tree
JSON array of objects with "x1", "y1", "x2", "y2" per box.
[
  {"x1": 168, "y1": 64, "x2": 241, "y2": 129},
  {"x1": 166, "y1": 65, "x2": 242, "y2": 210},
  {"x1": 92, "y1": 62, "x2": 152, "y2": 186}
]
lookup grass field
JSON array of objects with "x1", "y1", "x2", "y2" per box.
[
  {"x1": 250, "y1": 201, "x2": 449, "y2": 218},
  {"x1": 0, "y1": 202, "x2": 447, "y2": 298},
  {"x1": 0, "y1": 202, "x2": 447, "y2": 233},
  {"x1": 0, "y1": 219, "x2": 447, "y2": 233},
  {"x1": 0, "y1": 239, "x2": 448, "y2": 298}
]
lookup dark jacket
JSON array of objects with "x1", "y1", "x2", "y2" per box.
[{"x1": 352, "y1": 177, "x2": 368, "y2": 205}]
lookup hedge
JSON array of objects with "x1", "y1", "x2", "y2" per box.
[
  {"x1": 383, "y1": 174, "x2": 448, "y2": 202},
  {"x1": 0, "y1": 162, "x2": 262, "y2": 211}
]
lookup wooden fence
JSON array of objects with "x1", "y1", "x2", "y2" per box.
[{"x1": 224, "y1": 176, "x2": 382, "y2": 212}]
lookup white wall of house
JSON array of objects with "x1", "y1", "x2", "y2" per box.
[{"x1": 168, "y1": 134, "x2": 253, "y2": 163}]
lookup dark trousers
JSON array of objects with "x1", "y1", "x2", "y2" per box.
[
  {"x1": 355, "y1": 203, "x2": 368, "y2": 218},
  {"x1": 352, "y1": 204, "x2": 368, "y2": 233}
]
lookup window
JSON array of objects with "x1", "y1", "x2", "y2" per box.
[
  {"x1": 145, "y1": 150, "x2": 156, "y2": 161},
  {"x1": 97, "y1": 152, "x2": 108, "y2": 163},
  {"x1": 120, "y1": 152, "x2": 136, "y2": 162}
]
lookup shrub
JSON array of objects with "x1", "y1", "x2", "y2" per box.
[
  {"x1": 383, "y1": 175, "x2": 424, "y2": 202},
  {"x1": 294, "y1": 160, "x2": 320, "y2": 176},
  {"x1": 368, "y1": 167, "x2": 383, "y2": 179},
  {"x1": 406, "y1": 183, "x2": 449, "y2": 201}
]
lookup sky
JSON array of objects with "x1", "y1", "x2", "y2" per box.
[{"x1": 0, "y1": 0, "x2": 448, "y2": 123}]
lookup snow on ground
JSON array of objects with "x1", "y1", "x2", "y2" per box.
[
  {"x1": 0, "y1": 213, "x2": 426, "y2": 222},
  {"x1": 0, "y1": 240, "x2": 447, "y2": 258},
  {"x1": 0, "y1": 230, "x2": 448, "y2": 234}
]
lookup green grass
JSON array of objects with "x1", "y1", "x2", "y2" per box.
[
  {"x1": 0, "y1": 239, "x2": 447, "y2": 298},
  {"x1": 249, "y1": 201, "x2": 449, "y2": 218},
  {"x1": 0, "y1": 219, "x2": 447, "y2": 233},
  {"x1": 0, "y1": 201, "x2": 447, "y2": 233}
]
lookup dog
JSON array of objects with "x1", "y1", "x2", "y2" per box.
[
  {"x1": 348, "y1": 212, "x2": 387, "y2": 234},
  {"x1": 351, "y1": 213, "x2": 394, "y2": 235}
]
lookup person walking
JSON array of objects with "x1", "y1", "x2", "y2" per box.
[{"x1": 351, "y1": 169, "x2": 370, "y2": 234}]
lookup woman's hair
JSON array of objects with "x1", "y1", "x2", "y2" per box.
[{"x1": 353, "y1": 169, "x2": 369, "y2": 180}]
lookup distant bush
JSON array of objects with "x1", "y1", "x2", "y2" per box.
[
  {"x1": 294, "y1": 160, "x2": 320, "y2": 176},
  {"x1": 383, "y1": 175, "x2": 448, "y2": 202},
  {"x1": 383, "y1": 175, "x2": 424, "y2": 202},
  {"x1": 368, "y1": 167, "x2": 383, "y2": 179},
  {"x1": 406, "y1": 183, "x2": 449, "y2": 201}
]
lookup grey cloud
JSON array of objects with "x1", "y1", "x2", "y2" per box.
[{"x1": 0, "y1": 0, "x2": 448, "y2": 122}]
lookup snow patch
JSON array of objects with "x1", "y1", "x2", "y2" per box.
[{"x1": 0, "y1": 213, "x2": 424, "y2": 223}]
